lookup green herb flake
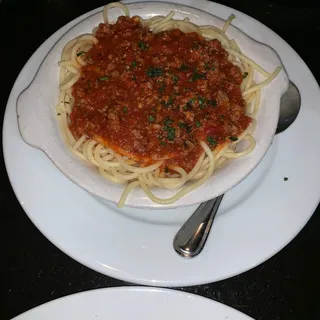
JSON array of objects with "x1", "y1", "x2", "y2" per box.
[
  {"x1": 207, "y1": 136, "x2": 217, "y2": 146},
  {"x1": 162, "y1": 95, "x2": 175, "y2": 108},
  {"x1": 123, "y1": 107, "x2": 128, "y2": 114},
  {"x1": 99, "y1": 76, "x2": 109, "y2": 81},
  {"x1": 160, "y1": 141, "x2": 166, "y2": 146},
  {"x1": 132, "y1": 75, "x2": 137, "y2": 80},
  {"x1": 208, "y1": 99, "x2": 217, "y2": 107},
  {"x1": 196, "y1": 120, "x2": 201, "y2": 128},
  {"x1": 179, "y1": 63, "x2": 188, "y2": 71},
  {"x1": 131, "y1": 60, "x2": 137, "y2": 68},
  {"x1": 148, "y1": 115, "x2": 155, "y2": 123},
  {"x1": 284, "y1": 177, "x2": 289, "y2": 181},
  {"x1": 243, "y1": 72, "x2": 248, "y2": 79},
  {"x1": 159, "y1": 83, "x2": 166, "y2": 93},
  {"x1": 164, "y1": 166, "x2": 169, "y2": 173},
  {"x1": 76, "y1": 51, "x2": 85, "y2": 57},
  {"x1": 166, "y1": 127, "x2": 176, "y2": 141},
  {"x1": 172, "y1": 74, "x2": 179, "y2": 85},
  {"x1": 198, "y1": 96, "x2": 207, "y2": 109},
  {"x1": 189, "y1": 69, "x2": 205, "y2": 82},
  {"x1": 138, "y1": 41, "x2": 148, "y2": 50},
  {"x1": 179, "y1": 122, "x2": 187, "y2": 128},
  {"x1": 146, "y1": 67, "x2": 164, "y2": 78},
  {"x1": 229, "y1": 136, "x2": 238, "y2": 141},
  {"x1": 186, "y1": 125, "x2": 192, "y2": 133},
  {"x1": 164, "y1": 117, "x2": 173, "y2": 125},
  {"x1": 193, "y1": 42, "x2": 200, "y2": 50}
]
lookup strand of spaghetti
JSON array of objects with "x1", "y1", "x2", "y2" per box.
[
  {"x1": 103, "y1": 2, "x2": 130, "y2": 24},
  {"x1": 155, "y1": 167, "x2": 188, "y2": 189},
  {"x1": 150, "y1": 11, "x2": 175, "y2": 30},
  {"x1": 59, "y1": 73, "x2": 80, "y2": 91},
  {"x1": 243, "y1": 66, "x2": 281, "y2": 96},
  {"x1": 111, "y1": 168, "x2": 139, "y2": 181},
  {"x1": 251, "y1": 90, "x2": 261, "y2": 118},
  {"x1": 222, "y1": 14, "x2": 235, "y2": 33},
  {"x1": 117, "y1": 180, "x2": 141, "y2": 207},
  {"x1": 84, "y1": 140, "x2": 101, "y2": 166},
  {"x1": 223, "y1": 135, "x2": 256, "y2": 158},
  {"x1": 187, "y1": 152, "x2": 205, "y2": 180},
  {"x1": 73, "y1": 135, "x2": 87, "y2": 150},
  {"x1": 136, "y1": 142, "x2": 214, "y2": 205},
  {"x1": 93, "y1": 145, "x2": 121, "y2": 169},
  {"x1": 199, "y1": 27, "x2": 231, "y2": 46},
  {"x1": 99, "y1": 167, "x2": 127, "y2": 184},
  {"x1": 114, "y1": 154, "x2": 163, "y2": 173},
  {"x1": 146, "y1": 172, "x2": 162, "y2": 187},
  {"x1": 225, "y1": 48, "x2": 271, "y2": 77}
]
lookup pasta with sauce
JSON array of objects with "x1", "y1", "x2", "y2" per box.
[{"x1": 56, "y1": 2, "x2": 281, "y2": 207}]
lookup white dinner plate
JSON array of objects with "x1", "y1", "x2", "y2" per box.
[
  {"x1": 3, "y1": 0, "x2": 320, "y2": 287},
  {"x1": 11, "y1": 287, "x2": 253, "y2": 320}
]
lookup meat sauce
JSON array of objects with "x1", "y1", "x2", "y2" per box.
[{"x1": 70, "y1": 16, "x2": 251, "y2": 172}]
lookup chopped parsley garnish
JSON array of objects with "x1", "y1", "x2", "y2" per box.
[
  {"x1": 189, "y1": 69, "x2": 206, "y2": 82},
  {"x1": 172, "y1": 74, "x2": 179, "y2": 85},
  {"x1": 164, "y1": 166, "x2": 169, "y2": 173},
  {"x1": 186, "y1": 125, "x2": 192, "y2": 133},
  {"x1": 132, "y1": 75, "x2": 137, "y2": 80},
  {"x1": 196, "y1": 120, "x2": 201, "y2": 128},
  {"x1": 138, "y1": 41, "x2": 148, "y2": 50},
  {"x1": 229, "y1": 136, "x2": 238, "y2": 141},
  {"x1": 160, "y1": 141, "x2": 166, "y2": 146},
  {"x1": 76, "y1": 51, "x2": 85, "y2": 57},
  {"x1": 164, "y1": 117, "x2": 173, "y2": 125},
  {"x1": 179, "y1": 122, "x2": 187, "y2": 128},
  {"x1": 183, "y1": 105, "x2": 188, "y2": 111},
  {"x1": 131, "y1": 60, "x2": 137, "y2": 68},
  {"x1": 159, "y1": 83, "x2": 166, "y2": 93},
  {"x1": 99, "y1": 76, "x2": 109, "y2": 81},
  {"x1": 284, "y1": 177, "x2": 289, "y2": 181},
  {"x1": 179, "y1": 63, "x2": 188, "y2": 71},
  {"x1": 198, "y1": 96, "x2": 207, "y2": 109},
  {"x1": 162, "y1": 96, "x2": 175, "y2": 107},
  {"x1": 166, "y1": 127, "x2": 176, "y2": 141},
  {"x1": 207, "y1": 136, "x2": 217, "y2": 146},
  {"x1": 243, "y1": 72, "x2": 248, "y2": 79},
  {"x1": 193, "y1": 42, "x2": 200, "y2": 50},
  {"x1": 186, "y1": 98, "x2": 196, "y2": 109},
  {"x1": 123, "y1": 107, "x2": 128, "y2": 113},
  {"x1": 204, "y1": 62, "x2": 210, "y2": 70},
  {"x1": 208, "y1": 99, "x2": 217, "y2": 107},
  {"x1": 148, "y1": 115, "x2": 155, "y2": 122},
  {"x1": 146, "y1": 67, "x2": 164, "y2": 77}
]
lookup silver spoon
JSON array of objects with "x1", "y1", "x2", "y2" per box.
[{"x1": 173, "y1": 81, "x2": 301, "y2": 258}]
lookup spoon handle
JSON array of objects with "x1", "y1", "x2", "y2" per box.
[{"x1": 173, "y1": 194, "x2": 224, "y2": 258}]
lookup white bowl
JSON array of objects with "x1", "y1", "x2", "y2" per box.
[{"x1": 17, "y1": 1, "x2": 289, "y2": 209}]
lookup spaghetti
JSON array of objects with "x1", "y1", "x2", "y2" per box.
[{"x1": 56, "y1": 2, "x2": 281, "y2": 207}]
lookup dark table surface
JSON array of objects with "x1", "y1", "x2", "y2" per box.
[{"x1": 3, "y1": 0, "x2": 320, "y2": 319}]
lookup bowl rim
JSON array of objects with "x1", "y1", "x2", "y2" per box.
[{"x1": 16, "y1": 1, "x2": 289, "y2": 209}]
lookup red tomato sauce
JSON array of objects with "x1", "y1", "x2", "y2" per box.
[{"x1": 70, "y1": 16, "x2": 251, "y2": 172}]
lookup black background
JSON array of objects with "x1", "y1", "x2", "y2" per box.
[{"x1": 2, "y1": 1, "x2": 320, "y2": 319}]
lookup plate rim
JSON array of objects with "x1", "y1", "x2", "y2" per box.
[{"x1": 11, "y1": 286, "x2": 253, "y2": 320}]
